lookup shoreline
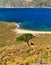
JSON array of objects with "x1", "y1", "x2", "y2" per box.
[
  {"x1": 13, "y1": 28, "x2": 51, "y2": 34},
  {"x1": 13, "y1": 22, "x2": 51, "y2": 34}
]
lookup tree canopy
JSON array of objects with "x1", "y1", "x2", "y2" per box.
[{"x1": 16, "y1": 33, "x2": 34, "y2": 46}]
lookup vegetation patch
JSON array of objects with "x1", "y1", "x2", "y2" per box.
[
  {"x1": 43, "y1": 52, "x2": 48, "y2": 59},
  {"x1": 16, "y1": 33, "x2": 34, "y2": 46}
]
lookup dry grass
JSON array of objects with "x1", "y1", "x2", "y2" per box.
[
  {"x1": 0, "y1": 22, "x2": 51, "y2": 65},
  {"x1": 0, "y1": 22, "x2": 18, "y2": 47}
]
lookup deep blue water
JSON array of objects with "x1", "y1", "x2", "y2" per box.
[{"x1": 0, "y1": 8, "x2": 51, "y2": 31}]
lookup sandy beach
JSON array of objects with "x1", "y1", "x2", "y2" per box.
[{"x1": 13, "y1": 28, "x2": 51, "y2": 34}]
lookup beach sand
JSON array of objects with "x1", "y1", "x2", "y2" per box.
[{"x1": 13, "y1": 28, "x2": 51, "y2": 34}]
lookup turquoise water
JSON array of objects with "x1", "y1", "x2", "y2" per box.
[{"x1": 0, "y1": 8, "x2": 51, "y2": 31}]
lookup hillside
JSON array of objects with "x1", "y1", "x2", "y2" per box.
[
  {"x1": 0, "y1": 0, "x2": 51, "y2": 8},
  {"x1": 0, "y1": 22, "x2": 51, "y2": 65}
]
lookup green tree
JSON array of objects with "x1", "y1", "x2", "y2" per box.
[{"x1": 16, "y1": 33, "x2": 34, "y2": 46}]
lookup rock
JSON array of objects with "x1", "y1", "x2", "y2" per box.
[{"x1": 31, "y1": 43, "x2": 35, "y2": 45}]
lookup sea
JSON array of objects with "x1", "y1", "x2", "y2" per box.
[{"x1": 0, "y1": 8, "x2": 51, "y2": 31}]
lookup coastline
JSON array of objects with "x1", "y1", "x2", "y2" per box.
[
  {"x1": 13, "y1": 22, "x2": 51, "y2": 34},
  {"x1": 13, "y1": 28, "x2": 51, "y2": 34}
]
